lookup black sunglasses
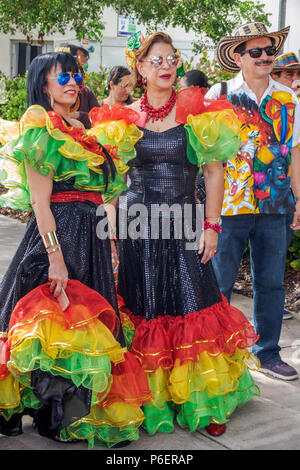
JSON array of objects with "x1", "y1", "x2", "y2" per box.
[{"x1": 240, "y1": 46, "x2": 276, "y2": 59}]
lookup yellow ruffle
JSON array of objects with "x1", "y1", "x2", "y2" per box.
[
  {"x1": 186, "y1": 109, "x2": 241, "y2": 150},
  {"x1": 0, "y1": 105, "x2": 105, "y2": 172},
  {"x1": 87, "y1": 120, "x2": 143, "y2": 156},
  {"x1": 9, "y1": 316, "x2": 126, "y2": 367},
  {"x1": 0, "y1": 373, "x2": 22, "y2": 410},
  {"x1": 147, "y1": 349, "x2": 259, "y2": 409}
]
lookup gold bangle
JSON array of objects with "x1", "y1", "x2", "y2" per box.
[
  {"x1": 42, "y1": 231, "x2": 59, "y2": 249},
  {"x1": 205, "y1": 217, "x2": 222, "y2": 224},
  {"x1": 46, "y1": 244, "x2": 62, "y2": 254}
]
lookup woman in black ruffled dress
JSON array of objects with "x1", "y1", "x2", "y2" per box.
[
  {"x1": 107, "y1": 31, "x2": 260, "y2": 437},
  {"x1": 0, "y1": 51, "x2": 151, "y2": 448}
]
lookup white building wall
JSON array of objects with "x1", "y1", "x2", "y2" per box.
[{"x1": 257, "y1": 0, "x2": 300, "y2": 57}]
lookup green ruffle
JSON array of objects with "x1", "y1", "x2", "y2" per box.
[
  {"x1": 8, "y1": 337, "x2": 112, "y2": 395},
  {"x1": 0, "y1": 387, "x2": 42, "y2": 421},
  {"x1": 142, "y1": 369, "x2": 259, "y2": 434},
  {"x1": 0, "y1": 126, "x2": 126, "y2": 211},
  {"x1": 184, "y1": 117, "x2": 241, "y2": 172},
  {"x1": 60, "y1": 418, "x2": 140, "y2": 449}
]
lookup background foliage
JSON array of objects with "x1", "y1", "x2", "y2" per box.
[{"x1": 0, "y1": 0, "x2": 270, "y2": 50}]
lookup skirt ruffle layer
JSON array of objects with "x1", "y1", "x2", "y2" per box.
[
  {"x1": 0, "y1": 280, "x2": 152, "y2": 448},
  {"x1": 118, "y1": 295, "x2": 260, "y2": 433}
]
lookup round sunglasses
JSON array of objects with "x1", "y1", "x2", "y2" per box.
[
  {"x1": 142, "y1": 54, "x2": 179, "y2": 68},
  {"x1": 48, "y1": 72, "x2": 83, "y2": 86},
  {"x1": 240, "y1": 46, "x2": 276, "y2": 59}
]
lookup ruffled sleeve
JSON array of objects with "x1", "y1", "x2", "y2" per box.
[
  {"x1": 88, "y1": 104, "x2": 143, "y2": 203},
  {"x1": 0, "y1": 105, "x2": 115, "y2": 210},
  {"x1": 175, "y1": 87, "x2": 241, "y2": 168}
]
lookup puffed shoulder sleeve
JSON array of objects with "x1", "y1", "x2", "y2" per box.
[
  {"x1": 0, "y1": 105, "x2": 116, "y2": 210},
  {"x1": 88, "y1": 104, "x2": 143, "y2": 174},
  {"x1": 175, "y1": 86, "x2": 241, "y2": 168},
  {"x1": 88, "y1": 104, "x2": 144, "y2": 203}
]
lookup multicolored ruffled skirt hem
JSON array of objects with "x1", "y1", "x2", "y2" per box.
[
  {"x1": 0, "y1": 280, "x2": 152, "y2": 448},
  {"x1": 118, "y1": 294, "x2": 260, "y2": 435}
]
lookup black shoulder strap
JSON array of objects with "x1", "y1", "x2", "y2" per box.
[{"x1": 220, "y1": 81, "x2": 228, "y2": 97}]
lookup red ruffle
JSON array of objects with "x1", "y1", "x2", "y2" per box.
[
  {"x1": 7, "y1": 280, "x2": 119, "y2": 337},
  {"x1": 89, "y1": 104, "x2": 140, "y2": 127},
  {"x1": 0, "y1": 336, "x2": 9, "y2": 380},
  {"x1": 0, "y1": 280, "x2": 122, "y2": 379},
  {"x1": 48, "y1": 111, "x2": 108, "y2": 162},
  {"x1": 98, "y1": 350, "x2": 152, "y2": 408},
  {"x1": 175, "y1": 86, "x2": 236, "y2": 125},
  {"x1": 119, "y1": 295, "x2": 259, "y2": 372}
]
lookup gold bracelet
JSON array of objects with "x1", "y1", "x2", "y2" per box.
[
  {"x1": 46, "y1": 244, "x2": 62, "y2": 254},
  {"x1": 205, "y1": 217, "x2": 222, "y2": 224},
  {"x1": 42, "y1": 231, "x2": 59, "y2": 249}
]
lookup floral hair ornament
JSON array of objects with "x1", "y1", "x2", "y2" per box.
[{"x1": 125, "y1": 30, "x2": 145, "y2": 69}]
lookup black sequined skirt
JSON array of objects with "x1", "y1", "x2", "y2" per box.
[{"x1": 117, "y1": 216, "x2": 222, "y2": 321}]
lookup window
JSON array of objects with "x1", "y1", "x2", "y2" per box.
[{"x1": 12, "y1": 42, "x2": 53, "y2": 76}]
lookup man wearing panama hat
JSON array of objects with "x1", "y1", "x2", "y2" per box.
[
  {"x1": 206, "y1": 22, "x2": 300, "y2": 381},
  {"x1": 272, "y1": 52, "x2": 300, "y2": 98}
]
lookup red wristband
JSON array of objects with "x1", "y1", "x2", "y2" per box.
[{"x1": 203, "y1": 220, "x2": 222, "y2": 233}]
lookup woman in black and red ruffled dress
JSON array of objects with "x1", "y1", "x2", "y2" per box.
[
  {"x1": 0, "y1": 51, "x2": 151, "y2": 448},
  {"x1": 90, "y1": 31, "x2": 260, "y2": 437}
]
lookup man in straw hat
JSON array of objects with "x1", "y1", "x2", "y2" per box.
[
  {"x1": 206, "y1": 22, "x2": 300, "y2": 381},
  {"x1": 272, "y1": 52, "x2": 300, "y2": 98}
]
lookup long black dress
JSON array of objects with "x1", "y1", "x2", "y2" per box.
[
  {"x1": 0, "y1": 106, "x2": 151, "y2": 448},
  {"x1": 117, "y1": 125, "x2": 260, "y2": 434}
]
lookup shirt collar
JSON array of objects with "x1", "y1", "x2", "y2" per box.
[
  {"x1": 229, "y1": 70, "x2": 282, "y2": 104},
  {"x1": 230, "y1": 70, "x2": 275, "y2": 91}
]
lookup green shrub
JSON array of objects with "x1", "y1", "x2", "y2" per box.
[
  {"x1": 0, "y1": 71, "x2": 27, "y2": 121},
  {"x1": 287, "y1": 232, "x2": 300, "y2": 271},
  {"x1": 84, "y1": 66, "x2": 109, "y2": 100}
]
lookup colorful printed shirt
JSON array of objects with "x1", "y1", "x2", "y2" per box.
[{"x1": 206, "y1": 71, "x2": 300, "y2": 215}]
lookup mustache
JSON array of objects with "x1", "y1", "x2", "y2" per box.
[{"x1": 255, "y1": 60, "x2": 273, "y2": 65}]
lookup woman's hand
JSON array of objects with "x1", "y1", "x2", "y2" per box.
[
  {"x1": 48, "y1": 251, "x2": 69, "y2": 297},
  {"x1": 290, "y1": 201, "x2": 300, "y2": 230},
  {"x1": 198, "y1": 229, "x2": 218, "y2": 264}
]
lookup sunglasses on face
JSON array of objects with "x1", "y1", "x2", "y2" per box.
[
  {"x1": 48, "y1": 72, "x2": 83, "y2": 86},
  {"x1": 142, "y1": 55, "x2": 179, "y2": 68},
  {"x1": 240, "y1": 46, "x2": 276, "y2": 59}
]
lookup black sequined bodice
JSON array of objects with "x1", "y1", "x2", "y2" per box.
[{"x1": 120, "y1": 125, "x2": 198, "y2": 209}]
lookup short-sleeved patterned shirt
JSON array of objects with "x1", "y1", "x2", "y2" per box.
[{"x1": 206, "y1": 71, "x2": 300, "y2": 215}]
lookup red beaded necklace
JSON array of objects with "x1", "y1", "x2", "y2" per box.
[{"x1": 140, "y1": 89, "x2": 177, "y2": 122}]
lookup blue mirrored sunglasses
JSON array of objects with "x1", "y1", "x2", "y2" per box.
[{"x1": 56, "y1": 72, "x2": 83, "y2": 86}]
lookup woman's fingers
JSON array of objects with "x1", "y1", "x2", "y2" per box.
[{"x1": 49, "y1": 276, "x2": 68, "y2": 296}]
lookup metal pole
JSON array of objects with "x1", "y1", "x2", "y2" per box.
[
  {"x1": 278, "y1": 0, "x2": 287, "y2": 30},
  {"x1": 278, "y1": 0, "x2": 287, "y2": 53}
]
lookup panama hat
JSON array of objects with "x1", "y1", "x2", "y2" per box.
[
  {"x1": 217, "y1": 22, "x2": 290, "y2": 73},
  {"x1": 273, "y1": 52, "x2": 300, "y2": 71}
]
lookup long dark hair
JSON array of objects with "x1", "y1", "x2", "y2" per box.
[
  {"x1": 27, "y1": 52, "x2": 116, "y2": 186},
  {"x1": 27, "y1": 52, "x2": 79, "y2": 110}
]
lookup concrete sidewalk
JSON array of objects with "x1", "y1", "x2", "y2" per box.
[{"x1": 0, "y1": 214, "x2": 300, "y2": 451}]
